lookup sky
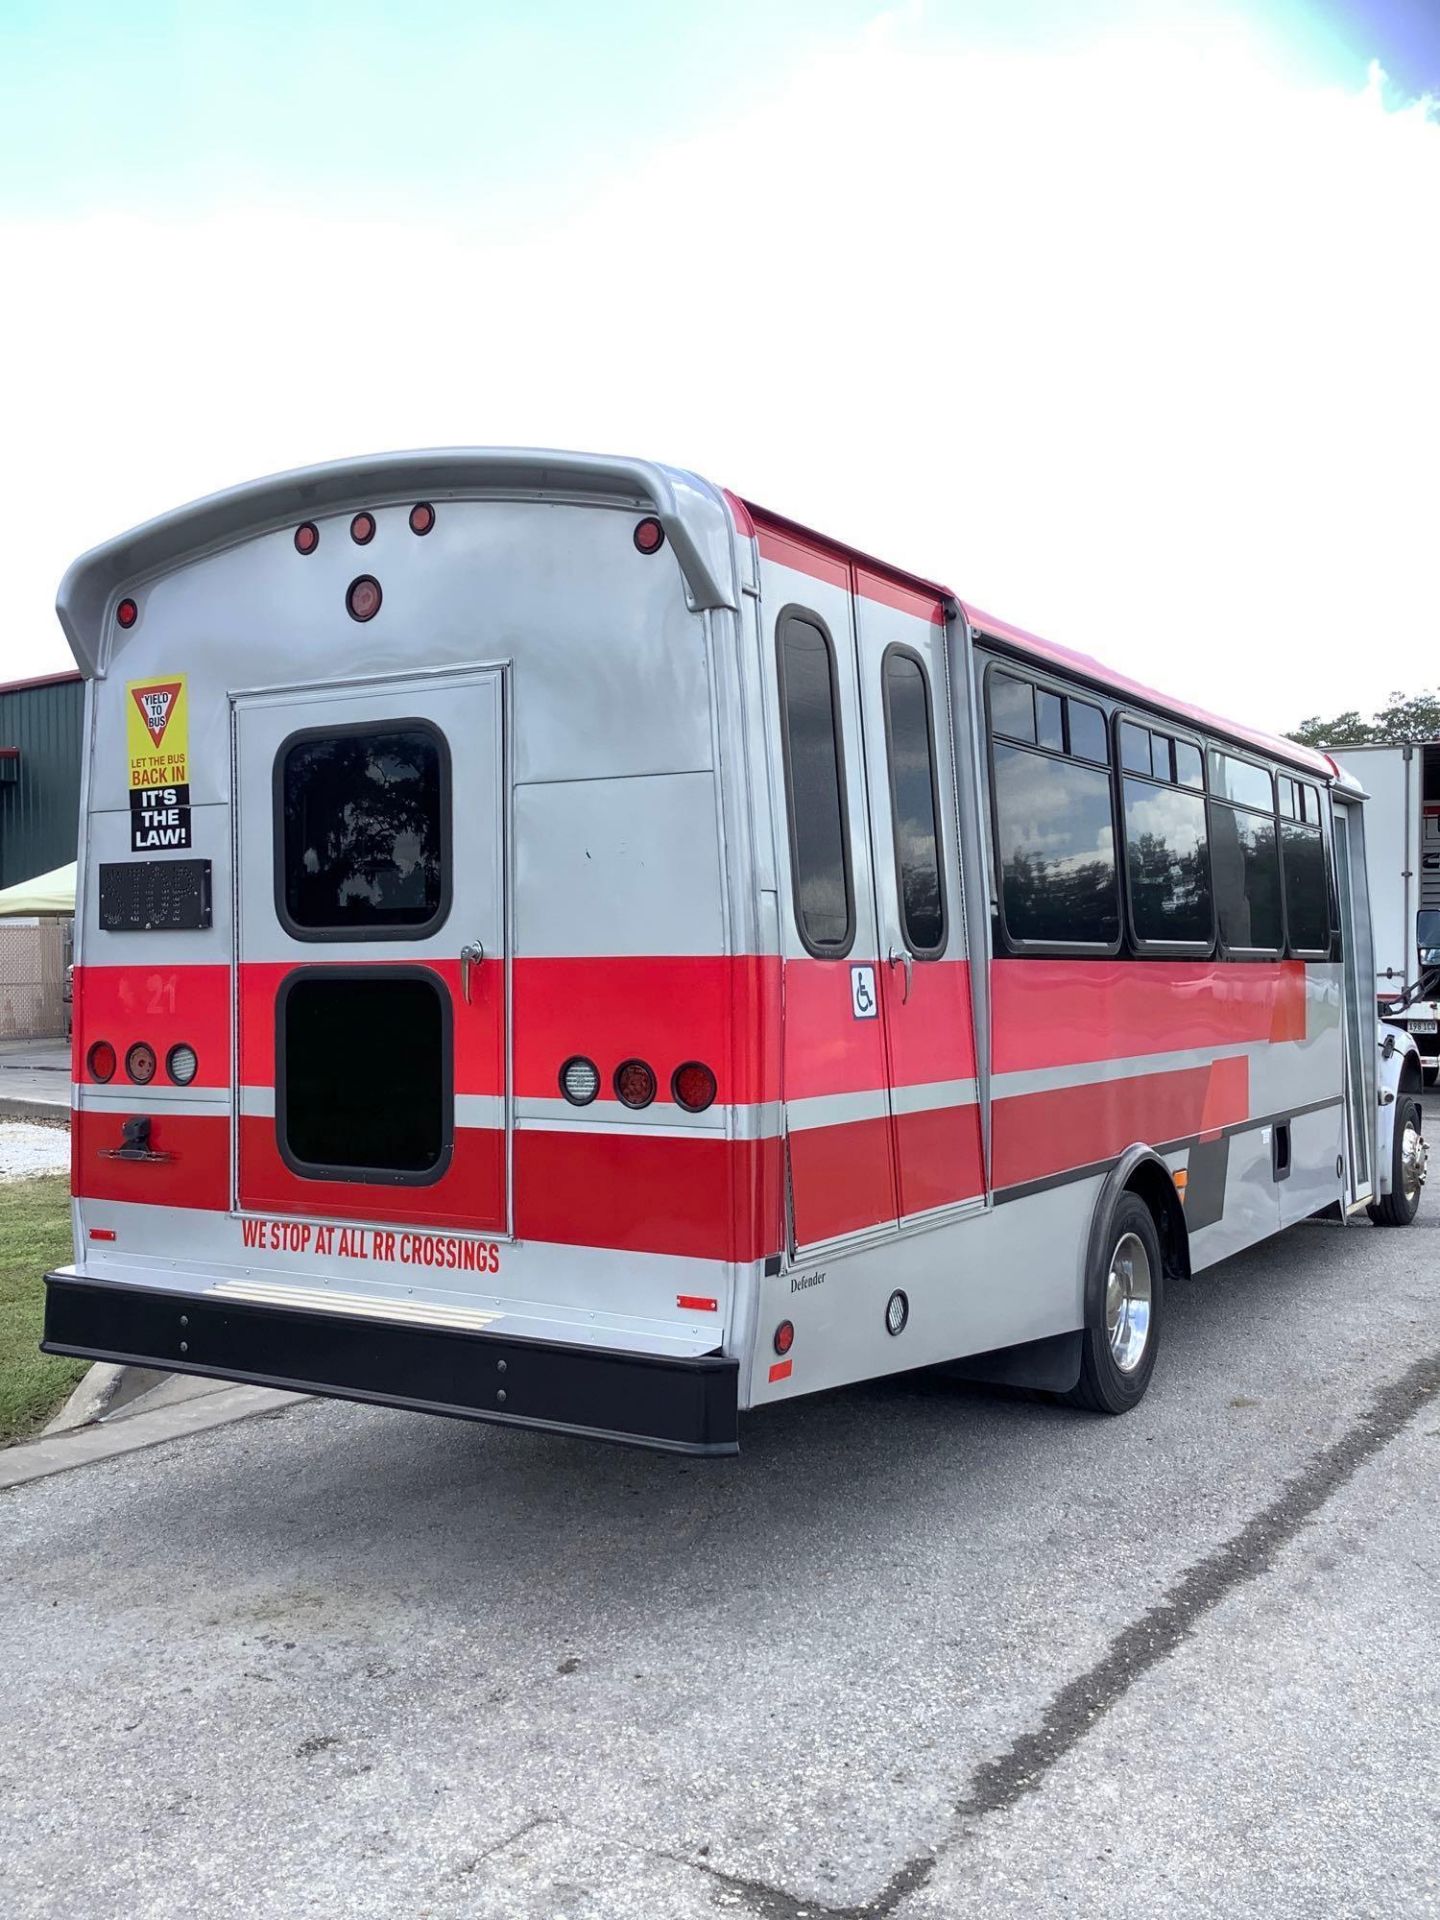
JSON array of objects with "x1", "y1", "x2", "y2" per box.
[{"x1": 1, "y1": 0, "x2": 1437, "y2": 733}]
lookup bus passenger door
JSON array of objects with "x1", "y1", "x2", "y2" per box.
[{"x1": 853, "y1": 587, "x2": 985, "y2": 1223}]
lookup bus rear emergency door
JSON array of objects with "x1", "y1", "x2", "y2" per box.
[{"x1": 233, "y1": 670, "x2": 507, "y2": 1235}]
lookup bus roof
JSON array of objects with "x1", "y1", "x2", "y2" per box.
[{"x1": 735, "y1": 493, "x2": 1334, "y2": 783}]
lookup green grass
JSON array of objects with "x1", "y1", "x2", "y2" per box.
[{"x1": 0, "y1": 1174, "x2": 86, "y2": 1444}]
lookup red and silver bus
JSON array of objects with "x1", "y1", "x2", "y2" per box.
[{"x1": 42, "y1": 449, "x2": 1426, "y2": 1453}]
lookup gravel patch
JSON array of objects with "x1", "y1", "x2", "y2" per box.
[{"x1": 0, "y1": 1123, "x2": 71, "y2": 1182}]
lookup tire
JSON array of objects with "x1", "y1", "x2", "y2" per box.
[
  {"x1": 1067, "y1": 1192, "x2": 1165, "y2": 1414},
  {"x1": 1367, "y1": 1094, "x2": 1426, "y2": 1227}
]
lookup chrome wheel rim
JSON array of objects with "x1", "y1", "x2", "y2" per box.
[
  {"x1": 1400, "y1": 1122, "x2": 1428, "y2": 1205},
  {"x1": 1105, "y1": 1231, "x2": 1153, "y2": 1374}
]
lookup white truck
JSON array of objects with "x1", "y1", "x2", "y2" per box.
[{"x1": 1332, "y1": 741, "x2": 1440, "y2": 1082}]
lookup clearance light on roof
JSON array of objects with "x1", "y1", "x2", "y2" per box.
[
  {"x1": 347, "y1": 575, "x2": 382, "y2": 622},
  {"x1": 116, "y1": 598, "x2": 138, "y2": 629},
  {"x1": 294, "y1": 522, "x2": 319, "y2": 554},
  {"x1": 409, "y1": 502, "x2": 435, "y2": 536},
  {"x1": 633, "y1": 516, "x2": 665, "y2": 554},
  {"x1": 351, "y1": 511, "x2": 376, "y2": 545}
]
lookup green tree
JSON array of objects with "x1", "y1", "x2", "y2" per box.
[{"x1": 1288, "y1": 691, "x2": 1440, "y2": 748}]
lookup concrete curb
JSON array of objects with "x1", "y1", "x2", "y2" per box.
[
  {"x1": 2, "y1": 1384, "x2": 309, "y2": 1491},
  {"x1": 43, "y1": 1362, "x2": 171, "y2": 1434},
  {"x1": 0, "y1": 1097, "x2": 70, "y2": 1124}
]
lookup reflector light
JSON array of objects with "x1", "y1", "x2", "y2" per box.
[
  {"x1": 87, "y1": 1040, "x2": 116, "y2": 1083},
  {"x1": 351, "y1": 511, "x2": 376, "y2": 545},
  {"x1": 614, "y1": 1059, "x2": 656, "y2": 1108},
  {"x1": 116, "y1": 598, "x2": 138, "y2": 629},
  {"x1": 125, "y1": 1041, "x2": 157, "y2": 1086},
  {"x1": 560, "y1": 1056, "x2": 600, "y2": 1106},
  {"x1": 672, "y1": 1061, "x2": 717, "y2": 1112},
  {"x1": 678, "y1": 1294, "x2": 719, "y2": 1312},
  {"x1": 885, "y1": 1289, "x2": 909, "y2": 1337},
  {"x1": 294, "y1": 522, "x2": 319, "y2": 555},
  {"x1": 89, "y1": 1227, "x2": 117, "y2": 1242},
  {"x1": 773, "y1": 1320, "x2": 795, "y2": 1356},
  {"x1": 633, "y1": 516, "x2": 665, "y2": 554},
  {"x1": 347, "y1": 575, "x2": 383, "y2": 622},
  {"x1": 166, "y1": 1043, "x2": 198, "y2": 1086},
  {"x1": 409, "y1": 502, "x2": 435, "y2": 536}
]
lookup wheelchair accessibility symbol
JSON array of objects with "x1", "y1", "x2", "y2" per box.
[{"x1": 850, "y1": 964, "x2": 878, "y2": 1020}]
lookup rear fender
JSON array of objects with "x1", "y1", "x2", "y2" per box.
[{"x1": 1375, "y1": 1028, "x2": 1423, "y2": 1196}]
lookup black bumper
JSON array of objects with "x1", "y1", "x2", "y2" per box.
[{"x1": 42, "y1": 1274, "x2": 739, "y2": 1455}]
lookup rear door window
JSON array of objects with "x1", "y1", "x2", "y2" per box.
[{"x1": 777, "y1": 612, "x2": 854, "y2": 955}]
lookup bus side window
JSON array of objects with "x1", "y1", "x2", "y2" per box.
[
  {"x1": 1120, "y1": 725, "x2": 1213, "y2": 953},
  {"x1": 988, "y1": 667, "x2": 1121, "y2": 952},
  {"x1": 1207, "y1": 750, "x2": 1282, "y2": 956},
  {"x1": 881, "y1": 648, "x2": 946, "y2": 958},
  {"x1": 776, "y1": 611, "x2": 855, "y2": 958}
]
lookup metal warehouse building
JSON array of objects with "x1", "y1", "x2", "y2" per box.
[{"x1": 1, "y1": 669, "x2": 84, "y2": 1036}]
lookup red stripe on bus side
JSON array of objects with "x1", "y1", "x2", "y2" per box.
[
  {"x1": 239, "y1": 1117, "x2": 506, "y2": 1231},
  {"x1": 73, "y1": 964, "x2": 231, "y2": 1088},
  {"x1": 73, "y1": 1108, "x2": 230, "y2": 1211},
  {"x1": 788, "y1": 1116, "x2": 896, "y2": 1245},
  {"x1": 893, "y1": 1105, "x2": 986, "y2": 1217},
  {"x1": 991, "y1": 960, "x2": 1307, "y2": 1072},
  {"x1": 991, "y1": 1056, "x2": 1250, "y2": 1191},
  {"x1": 514, "y1": 1129, "x2": 784, "y2": 1263}
]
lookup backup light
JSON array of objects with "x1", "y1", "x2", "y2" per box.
[
  {"x1": 88, "y1": 1041, "x2": 116, "y2": 1083},
  {"x1": 560, "y1": 1056, "x2": 600, "y2": 1106},
  {"x1": 126, "y1": 1042, "x2": 157, "y2": 1086},
  {"x1": 166, "y1": 1043, "x2": 198, "y2": 1086},
  {"x1": 885, "y1": 1290, "x2": 909, "y2": 1337},
  {"x1": 614, "y1": 1059, "x2": 656, "y2": 1109}
]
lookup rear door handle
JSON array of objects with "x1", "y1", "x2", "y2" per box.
[
  {"x1": 460, "y1": 940, "x2": 485, "y2": 1004},
  {"x1": 887, "y1": 945, "x2": 914, "y2": 1004}
]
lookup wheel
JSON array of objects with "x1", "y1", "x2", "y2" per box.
[
  {"x1": 1367, "y1": 1094, "x2": 1426, "y2": 1226},
  {"x1": 1067, "y1": 1192, "x2": 1164, "y2": 1414}
]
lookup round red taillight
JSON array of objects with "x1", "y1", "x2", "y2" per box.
[
  {"x1": 409, "y1": 502, "x2": 435, "y2": 536},
  {"x1": 294, "y1": 522, "x2": 319, "y2": 555},
  {"x1": 671, "y1": 1061, "x2": 717, "y2": 1112},
  {"x1": 614, "y1": 1059, "x2": 656, "y2": 1109},
  {"x1": 347, "y1": 575, "x2": 382, "y2": 622},
  {"x1": 88, "y1": 1041, "x2": 116, "y2": 1084},
  {"x1": 125, "y1": 1041, "x2": 157, "y2": 1086},
  {"x1": 633, "y1": 517, "x2": 665, "y2": 554},
  {"x1": 116, "y1": 598, "x2": 138, "y2": 629},
  {"x1": 351, "y1": 511, "x2": 376, "y2": 545},
  {"x1": 774, "y1": 1320, "x2": 795, "y2": 1356}
]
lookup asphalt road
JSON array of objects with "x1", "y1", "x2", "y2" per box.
[{"x1": 4, "y1": 1152, "x2": 1438, "y2": 1918}]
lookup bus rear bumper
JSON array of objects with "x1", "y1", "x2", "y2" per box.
[{"x1": 41, "y1": 1273, "x2": 740, "y2": 1456}]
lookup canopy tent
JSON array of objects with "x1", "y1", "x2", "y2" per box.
[{"x1": 0, "y1": 861, "x2": 76, "y2": 916}]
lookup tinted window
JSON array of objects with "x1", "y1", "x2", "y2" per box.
[
  {"x1": 883, "y1": 651, "x2": 946, "y2": 955},
  {"x1": 1299, "y1": 781, "x2": 1321, "y2": 824},
  {"x1": 1210, "y1": 803, "x2": 1282, "y2": 952},
  {"x1": 1208, "y1": 750, "x2": 1273, "y2": 813},
  {"x1": 991, "y1": 673, "x2": 1036, "y2": 742},
  {"x1": 280, "y1": 726, "x2": 447, "y2": 936},
  {"x1": 1124, "y1": 780, "x2": 1212, "y2": 946},
  {"x1": 1067, "y1": 699, "x2": 1109, "y2": 764},
  {"x1": 993, "y1": 742, "x2": 1120, "y2": 946},
  {"x1": 1282, "y1": 821, "x2": 1329, "y2": 953},
  {"x1": 281, "y1": 973, "x2": 449, "y2": 1179},
  {"x1": 1174, "y1": 741, "x2": 1204, "y2": 789},
  {"x1": 1120, "y1": 722, "x2": 1152, "y2": 775},
  {"x1": 1036, "y1": 688, "x2": 1065, "y2": 753},
  {"x1": 778, "y1": 614, "x2": 852, "y2": 953}
]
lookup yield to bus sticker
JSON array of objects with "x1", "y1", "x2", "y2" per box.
[{"x1": 126, "y1": 675, "x2": 192, "y2": 851}]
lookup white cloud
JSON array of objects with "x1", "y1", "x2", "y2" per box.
[{"x1": 3, "y1": 15, "x2": 1437, "y2": 734}]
